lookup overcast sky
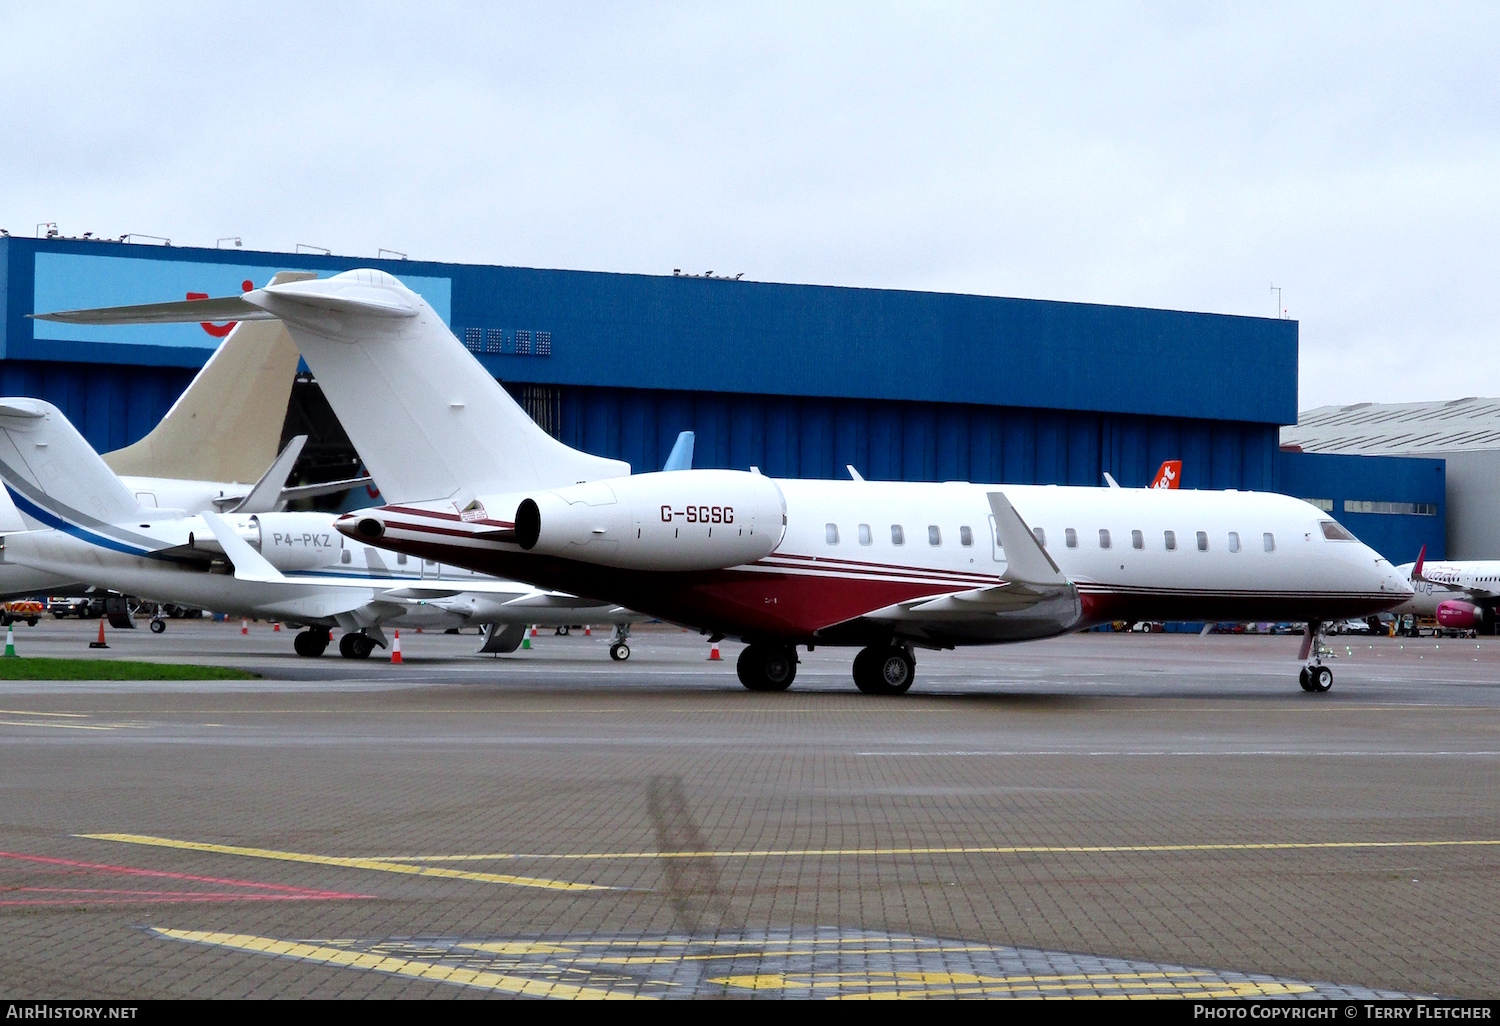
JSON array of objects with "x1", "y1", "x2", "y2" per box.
[{"x1": 3, "y1": 2, "x2": 1497, "y2": 412}]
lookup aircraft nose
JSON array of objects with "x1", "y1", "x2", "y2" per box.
[{"x1": 1379, "y1": 559, "x2": 1414, "y2": 596}]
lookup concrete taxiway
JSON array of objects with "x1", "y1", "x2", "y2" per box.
[{"x1": 0, "y1": 619, "x2": 1495, "y2": 998}]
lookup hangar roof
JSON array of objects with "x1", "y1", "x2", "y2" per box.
[
  {"x1": 2, "y1": 236, "x2": 1298, "y2": 426},
  {"x1": 1282, "y1": 397, "x2": 1500, "y2": 455}
]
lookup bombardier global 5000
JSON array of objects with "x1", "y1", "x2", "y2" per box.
[{"x1": 39, "y1": 270, "x2": 1412, "y2": 695}]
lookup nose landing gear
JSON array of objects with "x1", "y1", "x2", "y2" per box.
[
  {"x1": 1298, "y1": 620, "x2": 1333, "y2": 692},
  {"x1": 609, "y1": 623, "x2": 632, "y2": 661}
]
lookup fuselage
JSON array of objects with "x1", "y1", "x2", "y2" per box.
[
  {"x1": 1392, "y1": 560, "x2": 1500, "y2": 617},
  {"x1": 348, "y1": 479, "x2": 1412, "y2": 646}
]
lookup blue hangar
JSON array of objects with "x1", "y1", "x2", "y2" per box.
[{"x1": 0, "y1": 234, "x2": 1445, "y2": 561}]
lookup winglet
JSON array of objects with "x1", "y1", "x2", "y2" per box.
[
  {"x1": 1412, "y1": 544, "x2": 1427, "y2": 582},
  {"x1": 199, "y1": 512, "x2": 288, "y2": 583},
  {"x1": 1102, "y1": 472, "x2": 1120, "y2": 488},
  {"x1": 662, "y1": 431, "x2": 695, "y2": 472},
  {"x1": 847, "y1": 465, "x2": 865, "y2": 482},
  {"x1": 987, "y1": 492, "x2": 1068, "y2": 586},
  {"x1": 230, "y1": 435, "x2": 307, "y2": 514}
]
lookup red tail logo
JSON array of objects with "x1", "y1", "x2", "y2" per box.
[
  {"x1": 1150, "y1": 460, "x2": 1182, "y2": 490},
  {"x1": 186, "y1": 279, "x2": 255, "y2": 338}
]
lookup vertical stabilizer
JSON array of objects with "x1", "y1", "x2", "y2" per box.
[
  {"x1": 246, "y1": 270, "x2": 630, "y2": 504},
  {"x1": 101, "y1": 271, "x2": 313, "y2": 484},
  {"x1": 0, "y1": 399, "x2": 141, "y2": 527}
]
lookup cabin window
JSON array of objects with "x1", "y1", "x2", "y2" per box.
[
  {"x1": 340, "y1": 549, "x2": 351, "y2": 564},
  {"x1": 1164, "y1": 530, "x2": 1177, "y2": 550},
  {"x1": 928, "y1": 526, "x2": 942, "y2": 546},
  {"x1": 858, "y1": 523, "x2": 872, "y2": 545},
  {"x1": 1033, "y1": 527, "x2": 1046, "y2": 547},
  {"x1": 1131, "y1": 529, "x2": 1143, "y2": 550},
  {"x1": 1196, "y1": 531, "x2": 1208, "y2": 551},
  {"x1": 960, "y1": 526, "x2": 973, "y2": 546},
  {"x1": 1065, "y1": 528, "x2": 1078, "y2": 548},
  {"x1": 826, "y1": 524, "x2": 840, "y2": 544},
  {"x1": 1320, "y1": 520, "x2": 1356, "y2": 541},
  {"x1": 1263, "y1": 532, "x2": 1275, "y2": 552},
  {"x1": 1098, "y1": 529, "x2": 1111, "y2": 549},
  {"x1": 1228, "y1": 531, "x2": 1241, "y2": 553},
  {"x1": 891, "y1": 525, "x2": 905, "y2": 545},
  {"x1": 397, "y1": 553, "x2": 408, "y2": 565}
]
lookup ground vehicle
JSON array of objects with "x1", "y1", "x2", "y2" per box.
[{"x1": 2, "y1": 600, "x2": 42, "y2": 626}]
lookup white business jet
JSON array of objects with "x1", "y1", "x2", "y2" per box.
[
  {"x1": 0, "y1": 271, "x2": 365, "y2": 604},
  {"x1": 0, "y1": 399, "x2": 642, "y2": 659},
  {"x1": 36, "y1": 270, "x2": 1412, "y2": 694}
]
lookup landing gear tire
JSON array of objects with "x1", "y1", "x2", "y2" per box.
[
  {"x1": 853, "y1": 645, "x2": 915, "y2": 695},
  {"x1": 339, "y1": 632, "x2": 375, "y2": 659},
  {"x1": 737, "y1": 643, "x2": 797, "y2": 692},
  {"x1": 609, "y1": 642, "x2": 631, "y2": 661},
  {"x1": 149, "y1": 618, "x2": 166, "y2": 634},
  {"x1": 556, "y1": 625, "x2": 571, "y2": 636},
  {"x1": 294, "y1": 628, "x2": 331, "y2": 658},
  {"x1": 1306, "y1": 665, "x2": 1333, "y2": 692}
]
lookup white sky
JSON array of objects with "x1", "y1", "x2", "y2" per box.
[{"x1": 3, "y1": 1, "x2": 1498, "y2": 414}]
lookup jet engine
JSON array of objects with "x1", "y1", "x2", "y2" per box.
[
  {"x1": 514, "y1": 470, "x2": 785, "y2": 571},
  {"x1": 1436, "y1": 599, "x2": 1485, "y2": 629},
  {"x1": 231, "y1": 513, "x2": 344, "y2": 571}
]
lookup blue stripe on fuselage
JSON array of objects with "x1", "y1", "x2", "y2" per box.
[{"x1": 6, "y1": 485, "x2": 155, "y2": 557}]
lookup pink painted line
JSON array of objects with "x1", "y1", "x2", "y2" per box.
[
  {"x1": 0, "y1": 851, "x2": 372, "y2": 900},
  {"x1": 0, "y1": 894, "x2": 352, "y2": 905}
]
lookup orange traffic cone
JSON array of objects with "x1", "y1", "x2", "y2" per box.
[
  {"x1": 709, "y1": 641, "x2": 721, "y2": 661},
  {"x1": 240, "y1": 618, "x2": 249, "y2": 635},
  {"x1": 89, "y1": 620, "x2": 108, "y2": 649},
  {"x1": 272, "y1": 622, "x2": 281, "y2": 632},
  {"x1": 530, "y1": 626, "x2": 538, "y2": 637},
  {"x1": 391, "y1": 630, "x2": 403, "y2": 665},
  {"x1": 584, "y1": 625, "x2": 592, "y2": 636}
]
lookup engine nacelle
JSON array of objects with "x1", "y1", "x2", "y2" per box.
[
  {"x1": 238, "y1": 513, "x2": 343, "y2": 571},
  {"x1": 514, "y1": 470, "x2": 785, "y2": 571},
  {"x1": 1436, "y1": 600, "x2": 1485, "y2": 629}
]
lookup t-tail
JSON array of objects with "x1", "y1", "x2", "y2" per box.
[
  {"x1": 0, "y1": 399, "x2": 146, "y2": 531},
  {"x1": 35, "y1": 270, "x2": 630, "y2": 505}
]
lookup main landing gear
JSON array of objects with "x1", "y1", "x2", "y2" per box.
[
  {"x1": 609, "y1": 623, "x2": 632, "y2": 661},
  {"x1": 1298, "y1": 620, "x2": 1333, "y2": 693},
  {"x1": 339, "y1": 631, "x2": 378, "y2": 660},
  {"x1": 853, "y1": 644, "x2": 916, "y2": 695},
  {"x1": 737, "y1": 643, "x2": 797, "y2": 691},
  {"x1": 294, "y1": 627, "x2": 331, "y2": 658}
]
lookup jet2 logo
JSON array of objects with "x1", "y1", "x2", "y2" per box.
[
  {"x1": 661, "y1": 505, "x2": 735, "y2": 524},
  {"x1": 271, "y1": 532, "x2": 335, "y2": 548}
]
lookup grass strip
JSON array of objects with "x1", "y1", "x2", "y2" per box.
[{"x1": 0, "y1": 658, "x2": 257, "y2": 680}]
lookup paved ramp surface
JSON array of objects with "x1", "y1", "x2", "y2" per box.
[{"x1": 0, "y1": 620, "x2": 1492, "y2": 998}]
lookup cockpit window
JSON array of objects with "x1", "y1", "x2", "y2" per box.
[{"x1": 1320, "y1": 520, "x2": 1356, "y2": 541}]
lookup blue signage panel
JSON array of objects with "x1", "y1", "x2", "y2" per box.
[{"x1": 31, "y1": 252, "x2": 451, "y2": 349}]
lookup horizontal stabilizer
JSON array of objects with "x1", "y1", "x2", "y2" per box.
[
  {"x1": 276, "y1": 476, "x2": 374, "y2": 504},
  {"x1": 33, "y1": 296, "x2": 275, "y2": 326}
]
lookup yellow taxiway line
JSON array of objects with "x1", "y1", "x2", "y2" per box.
[
  {"x1": 150, "y1": 929, "x2": 639, "y2": 999},
  {"x1": 365, "y1": 837, "x2": 1500, "y2": 862},
  {"x1": 81, "y1": 833, "x2": 608, "y2": 891}
]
